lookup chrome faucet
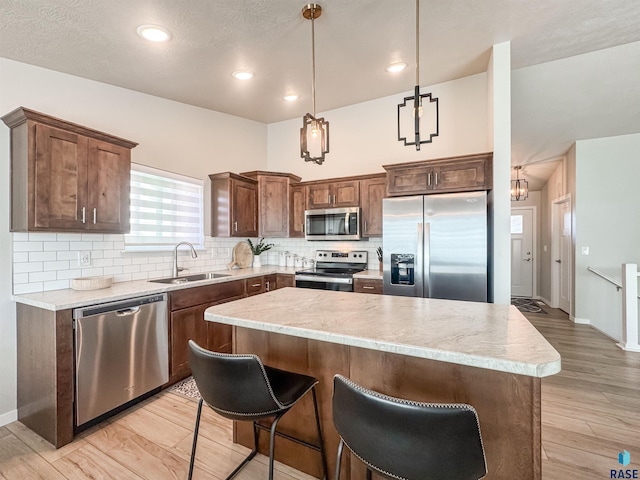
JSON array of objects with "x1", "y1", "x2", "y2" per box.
[{"x1": 173, "y1": 242, "x2": 198, "y2": 277}]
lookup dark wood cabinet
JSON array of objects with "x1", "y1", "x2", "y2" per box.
[
  {"x1": 384, "y1": 153, "x2": 492, "y2": 197},
  {"x1": 289, "y1": 184, "x2": 306, "y2": 238},
  {"x1": 210, "y1": 172, "x2": 258, "y2": 237},
  {"x1": 354, "y1": 278, "x2": 383, "y2": 294},
  {"x1": 360, "y1": 175, "x2": 386, "y2": 237},
  {"x1": 307, "y1": 180, "x2": 360, "y2": 209},
  {"x1": 2, "y1": 107, "x2": 136, "y2": 233},
  {"x1": 168, "y1": 279, "x2": 246, "y2": 383},
  {"x1": 240, "y1": 171, "x2": 302, "y2": 238},
  {"x1": 277, "y1": 273, "x2": 295, "y2": 289}
]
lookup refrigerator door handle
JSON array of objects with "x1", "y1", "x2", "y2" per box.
[
  {"x1": 423, "y1": 222, "x2": 430, "y2": 298},
  {"x1": 417, "y1": 223, "x2": 425, "y2": 298}
]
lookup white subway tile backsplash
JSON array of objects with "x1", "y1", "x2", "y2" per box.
[
  {"x1": 114, "y1": 258, "x2": 132, "y2": 266},
  {"x1": 81, "y1": 267, "x2": 104, "y2": 277},
  {"x1": 104, "y1": 234, "x2": 125, "y2": 241},
  {"x1": 13, "y1": 273, "x2": 29, "y2": 284},
  {"x1": 113, "y1": 273, "x2": 132, "y2": 283},
  {"x1": 44, "y1": 280, "x2": 70, "y2": 291},
  {"x1": 44, "y1": 260, "x2": 70, "y2": 271},
  {"x1": 56, "y1": 234, "x2": 78, "y2": 241},
  {"x1": 29, "y1": 233, "x2": 58, "y2": 241},
  {"x1": 93, "y1": 258, "x2": 114, "y2": 268},
  {"x1": 13, "y1": 252, "x2": 29, "y2": 263},
  {"x1": 81, "y1": 234, "x2": 104, "y2": 242},
  {"x1": 12, "y1": 233, "x2": 30, "y2": 241},
  {"x1": 103, "y1": 266, "x2": 124, "y2": 276},
  {"x1": 70, "y1": 241, "x2": 93, "y2": 250},
  {"x1": 29, "y1": 251, "x2": 57, "y2": 262},
  {"x1": 131, "y1": 257, "x2": 149, "y2": 265},
  {"x1": 57, "y1": 269, "x2": 82, "y2": 280},
  {"x1": 92, "y1": 242, "x2": 114, "y2": 250},
  {"x1": 14, "y1": 262, "x2": 43, "y2": 274},
  {"x1": 123, "y1": 265, "x2": 140, "y2": 274},
  {"x1": 131, "y1": 272, "x2": 149, "y2": 281},
  {"x1": 14, "y1": 283, "x2": 43, "y2": 295},
  {"x1": 103, "y1": 250, "x2": 121, "y2": 258},
  {"x1": 29, "y1": 271, "x2": 57, "y2": 283},
  {"x1": 57, "y1": 251, "x2": 78, "y2": 261},
  {"x1": 14, "y1": 242, "x2": 43, "y2": 252},
  {"x1": 44, "y1": 241, "x2": 69, "y2": 251}
]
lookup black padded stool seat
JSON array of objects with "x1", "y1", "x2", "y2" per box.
[
  {"x1": 332, "y1": 374, "x2": 487, "y2": 480},
  {"x1": 187, "y1": 340, "x2": 328, "y2": 480}
]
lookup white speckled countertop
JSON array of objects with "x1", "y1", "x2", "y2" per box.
[
  {"x1": 352, "y1": 269, "x2": 383, "y2": 280},
  {"x1": 12, "y1": 266, "x2": 299, "y2": 311},
  {"x1": 205, "y1": 288, "x2": 561, "y2": 378}
]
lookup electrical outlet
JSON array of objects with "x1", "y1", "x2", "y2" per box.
[
  {"x1": 78, "y1": 251, "x2": 91, "y2": 267},
  {"x1": 581, "y1": 246, "x2": 589, "y2": 255}
]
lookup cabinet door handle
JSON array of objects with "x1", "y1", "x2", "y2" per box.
[
  {"x1": 93, "y1": 208, "x2": 97, "y2": 224},
  {"x1": 364, "y1": 221, "x2": 367, "y2": 232},
  {"x1": 81, "y1": 207, "x2": 86, "y2": 224},
  {"x1": 434, "y1": 173, "x2": 439, "y2": 185},
  {"x1": 251, "y1": 283, "x2": 261, "y2": 287},
  {"x1": 363, "y1": 286, "x2": 375, "y2": 290},
  {"x1": 266, "y1": 281, "x2": 270, "y2": 291},
  {"x1": 427, "y1": 173, "x2": 432, "y2": 186},
  {"x1": 302, "y1": 223, "x2": 305, "y2": 233},
  {"x1": 234, "y1": 221, "x2": 238, "y2": 232}
]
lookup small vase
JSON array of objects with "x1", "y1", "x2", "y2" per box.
[
  {"x1": 253, "y1": 253, "x2": 262, "y2": 268},
  {"x1": 379, "y1": 261, "x2": 383, "y2": 271}
]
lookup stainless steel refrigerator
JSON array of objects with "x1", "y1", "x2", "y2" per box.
[{"x1": 382, "y1": 191, "x2": 488, "y2": 302}]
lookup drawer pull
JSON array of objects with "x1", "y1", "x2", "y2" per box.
[
  {"x1": 363, "y1": 286, "x2": 375, "y2": 290},
  {"x1": 251, "y1": 283, "x2": 261, "y2": 287}
]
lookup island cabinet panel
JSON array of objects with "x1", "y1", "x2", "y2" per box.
[
  {"x1": 168, "y1": 279, "x2": 246, "y2": 383},
  {"x1": 231, "y1": 327, "x2": 541, "y2": 480},
  {"x1": 16, "y1": 304, "x2": 74, "y2": 448},
  {"x1": 384, "y1": 152, "x2": 492, "y2": 197},
  {"x1": 234, "y1": 328, "x2": 351, "y2": 480},
  {"x1": 289, "y1": 184, "x2": 306, "y2": 238},
  {"x1": 348, "y1": 348, "x2": 541, "y2": 480},
  {"x1": 359, "y1": 175, "x2": 386, "y2": 237},
  {"x1": 210, "y1": 172, "x2": 258, "y2": 237},
  {"x1": 2, "y1": 107, "x2": 136, "y2": 233},
  {"x1": 353, "y1": 278, "x2": 382, "y2": 294}
]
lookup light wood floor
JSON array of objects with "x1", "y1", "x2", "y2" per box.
[{"x1": 1, "y1": 305, "x2": 638, "y2": 479}]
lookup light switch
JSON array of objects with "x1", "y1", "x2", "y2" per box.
[
  {"x1": 543, "y1": 245, "x2": 547, "y2": 252},
  {"x1": 581, "y1": 246, "x2": 589, "y2": 255}
]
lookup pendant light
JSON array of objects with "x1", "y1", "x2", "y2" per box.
[
  {"x1": 511, "y1": 166, "x2": 529, "y2": 201},
  {"x1": 300, "y1": 3, "x2": 329, "y2": 165},
  {"x1": 397, "y1": 0, "x2": 439, "y2": 150}
]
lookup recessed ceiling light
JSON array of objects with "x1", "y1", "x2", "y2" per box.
[
  {"x1": 386, "y1": 62, "x2": 407, "y2": 73},
  {"x1": 283, "y1": 94, "x2": 299, "y2": 102},
  {"x1": 232, "y1": 71, "x2": 254, "y2": 80},
  {"x1": 136, "y1": 25, "x2": 172, "y2": 42}
]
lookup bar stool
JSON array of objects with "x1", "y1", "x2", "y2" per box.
[
  {"x1": 187, "y1": 340, "x2": 328, "y2": 480},
  {"x1": 332, "y1": 375, "x2": 487, "y2": 480}
]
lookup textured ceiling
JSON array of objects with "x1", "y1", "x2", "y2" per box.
[{"x1": 1, "y1": 0, "x2": 640, "y2": 184}]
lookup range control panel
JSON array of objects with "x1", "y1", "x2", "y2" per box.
[{"x1": 315, "y1": 250, "x2": 368, "y2": 263}]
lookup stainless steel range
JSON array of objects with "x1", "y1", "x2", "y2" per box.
[{"x1": 295, "y1": 250, "x2": 368, "y2": 292}]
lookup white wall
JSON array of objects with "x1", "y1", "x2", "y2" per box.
[
  {"x1": 0, "y1": 57, "x2": 268, "y2": 424},
  {"x1": 487, "y1": 42, "x2": 512, "y2": 305},
  {"x1": 267, "y1": 73, "x2": 489, "y2": 180},
  {"x1": 573, "y1": 133, "x2": 640, "y2": 339}
]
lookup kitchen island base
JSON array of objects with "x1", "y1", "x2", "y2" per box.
[{"x1": 234, "y1": 327, "x2": 541, "y2": 480}]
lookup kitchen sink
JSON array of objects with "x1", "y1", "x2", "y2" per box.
[{"x1": 148, "y1": 272, "x2": 230, "y2": 284}]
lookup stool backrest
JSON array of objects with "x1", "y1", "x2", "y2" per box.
[
  {"x1": 332, "y1": 375, "x2": 487, "y2": 480},
  {"x1": 188, "y1": 340, "x2": 284, "y2": 419}
]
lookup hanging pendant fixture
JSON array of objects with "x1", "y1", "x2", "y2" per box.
[
  {"x1": 511, "y1": 166, "x2": 529, "y2": 201},
  {"x1": 397, "y1": 0, "x2": 439, "y2": 151},
  {"x1": 300, "y1": 3, "x2": 329, "y2": 165}
]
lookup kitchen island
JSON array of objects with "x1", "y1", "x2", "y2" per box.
[{"x1": 204, "y1": 288, "x2": 560, "y2": 480}]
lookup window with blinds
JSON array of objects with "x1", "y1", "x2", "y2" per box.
[{"x1": 125, "y1": 164, "x2": 204, "y2": 251}]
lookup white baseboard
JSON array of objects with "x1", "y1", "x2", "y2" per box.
[
  {"x1": 571, "y1": 316, "x2": 591, "y2": 325},
  {"x1": 538, "y1": 296, "x2": 552, "y2": 307},
  {"x1": 0, "y1": 409, "x2": 17, "y2": 427},
  {"x1": 616, "y1": 342, "x2": 640, "y2": 353}
]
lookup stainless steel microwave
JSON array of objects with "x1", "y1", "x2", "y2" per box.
[{"x1": 304, "y1": 207, "x2": 361, "y2": 241}]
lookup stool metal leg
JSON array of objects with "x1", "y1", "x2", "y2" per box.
[
  {"x1": 311, "y1": 387, "x2": 329, "y2": 480},
  {"x1": 268, "y1": 413, "x2": 286, "y2": 480},
  {"x1": 226, "y1": 421, "x2": 259, "y2": 480},
  {"x1": 334, "y1": 439, "x2": 345, "y2": 480},
  {"x1": 188, "y1": 398, "x2": 204, "y2": 480}
]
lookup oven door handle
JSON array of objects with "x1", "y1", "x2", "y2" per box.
[{"x1": 295, "y1": 275, "x2": 353, "y2": 285}]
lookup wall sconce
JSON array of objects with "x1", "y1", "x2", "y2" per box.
[
  {"x1": 397, "y1": 0, "x2": 439, "y2": 151},
  {"x1": 300, "y1": 3, "x2": 329, "y2": 165},
  {"x1": 511, "y1": 166, "x2": 529, "y2": 201}
]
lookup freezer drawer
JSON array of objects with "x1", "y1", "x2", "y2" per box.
[{"x1": 73, "y1": 294, "x2": 168, "y2": 426}]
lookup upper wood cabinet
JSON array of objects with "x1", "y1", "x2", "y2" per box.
[
  {"x1": 384, "y1": 153, "x2": 492, "y2": 197},
  {"x1": 240, "y1": 171, "x2": 301, "y2": 238},
  {"x1": 289, "y1": 184, "x2": 306, "y2": 238},
  {"x1": 307, "y1": 179, "x2": 360, "y2": 209},
  {"x1": 1, "y1": 107, "x2": 137, "y2": 233},
  {"x1": 210, "y1": 172, "x2": 258, "y2": 237},
  {"x1": 360, "y1": 175, "x2": 386, "y2": 237}
]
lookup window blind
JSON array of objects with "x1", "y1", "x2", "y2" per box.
[{"x1": 125, "y1": 164, "x2": 204, "y2": 251}]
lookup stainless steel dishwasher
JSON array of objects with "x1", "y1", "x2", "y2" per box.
[{"x1": 73, "y1": 293, "x2": 168, "y2": 426}]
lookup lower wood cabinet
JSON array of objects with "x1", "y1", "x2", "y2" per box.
[
  {"x1": 354, "y1": 278, "x2": 383, "y2": 294},
  {"x1": 169, "y1": 279, "x2": 246, "y2": 383},
  {"x1": 277, "y1": 273, "x2": 295, "y2": 289}
]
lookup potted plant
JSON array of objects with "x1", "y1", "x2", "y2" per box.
[
  {"x1": 376, "y1": 246, "x2": 383, "y2": 271},
  {"x1": 247, "y1": 238, "x2": 274, "y2": 268}
]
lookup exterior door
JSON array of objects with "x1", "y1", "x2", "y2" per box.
[{"x1": 511, "y1": 208, "x2": 535, "y2": 297}]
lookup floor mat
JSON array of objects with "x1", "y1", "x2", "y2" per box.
[
  {"x1": 511, "y1": 297, "x2": 547, "y2": 314},
  {"x1": 168, "y1": 376, "x2": 201, "y2": 402}
]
